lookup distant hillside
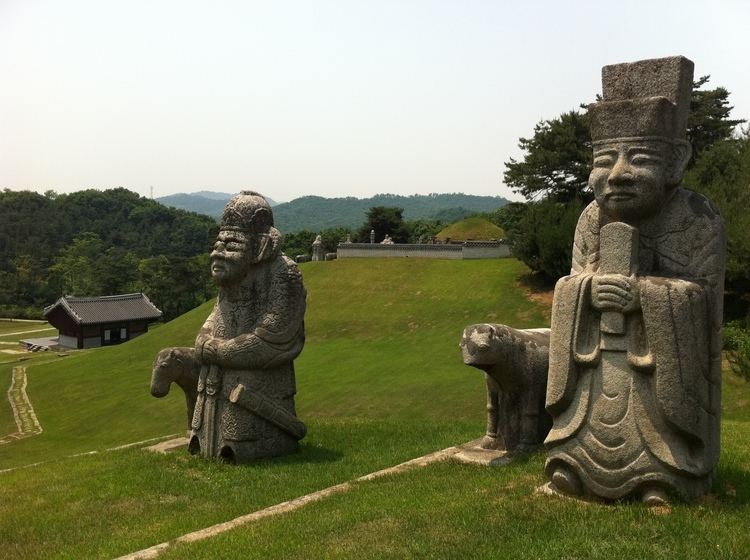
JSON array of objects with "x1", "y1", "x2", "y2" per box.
[
  {"x1": 157, "y1": 192, "x2": 509, "y2": 232},
  {"x1": 273, "y1": 193, "x2": 509, "y2": 232},
  {"x1": 436, "y1": 217, "x2": 505, "y2": 241},
  {"x1": 157, "y1": 191, "x2": 278, "y2": 217}
]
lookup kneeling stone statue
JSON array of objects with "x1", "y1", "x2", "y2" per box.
[{"x1": 151, "y1": 191, "x2": 307, "y2": 463}]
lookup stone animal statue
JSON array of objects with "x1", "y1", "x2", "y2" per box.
[
  {"x1": 150, "y1": 347, "x2": 201, "y2": 431},
  {"x1": 460, "y1": 324, "x2": 551, "y2": 453}
]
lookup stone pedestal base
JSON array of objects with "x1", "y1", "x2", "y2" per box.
[
  {"x1": 453, "y1": 439, "x2": 512, "y2": 467},
  {"x1": 144, "y1": 437, "x2": 190, "y2": 454}
]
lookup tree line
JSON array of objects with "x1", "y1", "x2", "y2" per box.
[
  {"x1": 0, "y1": 188, "x2": 218, "y2": 320},
  {"x1": 497, "y1": 76, "x2": 747, "y2": 285},
  {"x1": 497, "y1": 76, "x2": 750, "y2": 380}
]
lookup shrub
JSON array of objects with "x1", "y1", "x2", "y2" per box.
[{"x1": 724, "y1": 320, "x2": 750, "y2": 383}]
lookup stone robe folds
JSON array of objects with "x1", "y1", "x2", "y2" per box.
[
  {"x1": 545, "y1": 187, "x2": 724, "y2": 499},
  {"x1": 190, "y1": 231, "x2": 306, "y2": 463}
]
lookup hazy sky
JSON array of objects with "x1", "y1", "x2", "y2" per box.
[{"x1": 1, "y1": 1, "x2": 748, "y2": 202}]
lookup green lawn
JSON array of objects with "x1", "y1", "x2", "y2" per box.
[
  {"x1": 0, "y1": 319, "x2": 49, "y2": 335},
  {"x1": 0, "y1": 320, "x2": 56, "y2": 347},
  {"x1": 0, "y1": 258, "x2": 748, "y2": 559},
  {"x1": 157, "y1": 370, "x2": 750, "y2": 560}
]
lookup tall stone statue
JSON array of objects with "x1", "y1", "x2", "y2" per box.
[
  {"x1": 544, "y1": 56, "x2": 725, "y2": 503},
  {"x1": 151, "y1": 191, "x2": 307, "y2": 463}
]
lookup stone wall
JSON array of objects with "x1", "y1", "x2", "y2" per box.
[
  {"x1": 462, "y1": 241, "x2": 512, "y2": 259},
  {"x1": 336, "y1": 242, "x2": 510, "y2": 260}
]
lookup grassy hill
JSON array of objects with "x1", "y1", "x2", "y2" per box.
[
  {"x1": 436, "y1": 216, "x2": 505, "y2": 241},
  {"x1": 1, "y1": 259, "x2": 749, "y2": 559}
]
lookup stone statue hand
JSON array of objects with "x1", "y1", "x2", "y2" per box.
[
  {"x1": 591, "y1": 274, "x2": 640, "y2": 313},
  {"x1": 200, "y1": 338, "x2": 221, "y2": 364}
]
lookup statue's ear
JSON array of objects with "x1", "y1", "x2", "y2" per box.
[
  {"x1": 250, "y1": 207, "x2": 273, "y2": 234},
  {"x1": 667, "y1": 140, "x2": 691, "y2": 186}
]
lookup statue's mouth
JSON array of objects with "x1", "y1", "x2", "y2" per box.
[
  {"x1": 605, "y1": 192, "x2": 635, "y2": 202},
  {"x1": 211, "y1": 260, "x2": 227, "y2": 274}
]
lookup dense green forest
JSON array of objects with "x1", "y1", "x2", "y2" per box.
[
  {"x1": 160, "y1": 192, "x2": 509, "y2": 231},
  {"x1": 0, "y1": 188, "x2": 217, "y2": 320},
  {"x1": 0, "y1": 188, "x2": 505, "y2": 320}
]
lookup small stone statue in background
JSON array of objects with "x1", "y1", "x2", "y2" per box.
[
  {"x1": 544, "y1": 56, "x2": 725, "y2": 503},
  {"x1": 311, "y1": 234, "x2": 324, "y2": 261},
  {"x1": 152, "y1": 191, "x2": 307, "y2": 463}
]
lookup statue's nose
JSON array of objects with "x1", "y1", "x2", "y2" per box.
[{"x1": 608, "y1": 156, "x2": 633, "y2": 186}]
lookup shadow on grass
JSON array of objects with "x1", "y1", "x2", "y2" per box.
[
  {"x1": 517, "y1": 271, "x2": 556, "y2": 293},
  {"x1": 243, "y1": 442, "x2": 344, "y2": 467}
]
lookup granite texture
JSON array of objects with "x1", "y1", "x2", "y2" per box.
[
  {"x1": 460, "y1": 324, "x2": 551, "y2": 453},
  {"x1": 544, "y1": 56, "x2": 725, "y2": 503},
  {"x1": 152, "y1": 191, "x2": 307, "y2": 463}
]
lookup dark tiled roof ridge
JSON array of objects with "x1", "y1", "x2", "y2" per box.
[
  {"x1": 44, "y1": 292, "x2": 162, "y2": 325},
  {"x1": 63, "y1": 292, "x2": 147, "y2": 302}
]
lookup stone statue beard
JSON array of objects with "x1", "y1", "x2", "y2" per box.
[{"x1": 211, "y1": 253, "x2": 251, "y2": 287}]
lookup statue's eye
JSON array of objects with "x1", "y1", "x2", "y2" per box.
[
  {"x1": 593, "y1": 155, "x2": 614, "y2": 168},
  {"x1": 631, "y1": 155, "x2": 659, "y2": 166},
  {"x1": 226, "y1": 242, "x2": 243, "y2": 251}
]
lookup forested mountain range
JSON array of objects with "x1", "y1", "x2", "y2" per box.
[{"x1": 159, "y1": 192, "x2": 509, "y2": 231}]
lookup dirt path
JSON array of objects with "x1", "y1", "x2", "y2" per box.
[
  {"x1": 0, "y1": 327, "x2": 57, "y2": 338},
  {"x1": 0, "y1": 366, "x2": 43, "y2": 445}
]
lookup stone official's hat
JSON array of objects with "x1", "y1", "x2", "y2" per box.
[
  {"x1": 589, "y1": 56, "x2": 694, "y2": 143},
  {"x1": 221, "y1": 190, "x2": 274, "y2": 233}
]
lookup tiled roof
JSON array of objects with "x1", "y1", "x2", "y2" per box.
[{"x1": 43, "y1": 293, "x2": 162, "y2": 325}]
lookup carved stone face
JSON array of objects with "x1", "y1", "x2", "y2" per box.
[
  {"x1": 590, "y1": 139, "x2": 672, "y2": 222},
  {"x1": 210, "y1": 230, "x2": 252, "y2": 286}
]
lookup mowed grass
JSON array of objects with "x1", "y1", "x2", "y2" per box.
[
  {"x1": 0, "y1": 258, "x2": 548, "y2": 558},
  {"x1": 0, "y1": 320, "x2": 56, "y2": 343},
  {"x1": 2, "y1": 258, "x2": 748, "y2": 559},
  {"x1": 159, "y1": 372, "x2": 750, "y2": 560},
  {"x1": 0, "y1": 320, "x2": 48, "y2": 335}
]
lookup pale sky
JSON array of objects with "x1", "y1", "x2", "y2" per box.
[{"x1": 1, "y1": 0, "x2": 748, "y2": 203}]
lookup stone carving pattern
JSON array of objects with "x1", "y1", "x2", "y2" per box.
[
  {"x1": 544, "y1": 56, "x2": 725, "y2": 503},
  {"x1": 151, "y1": 191, "x2": 307, "y2": 463},
  {"x1": 460, "y1": 324, "x2": 551, "y2": 453}
]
